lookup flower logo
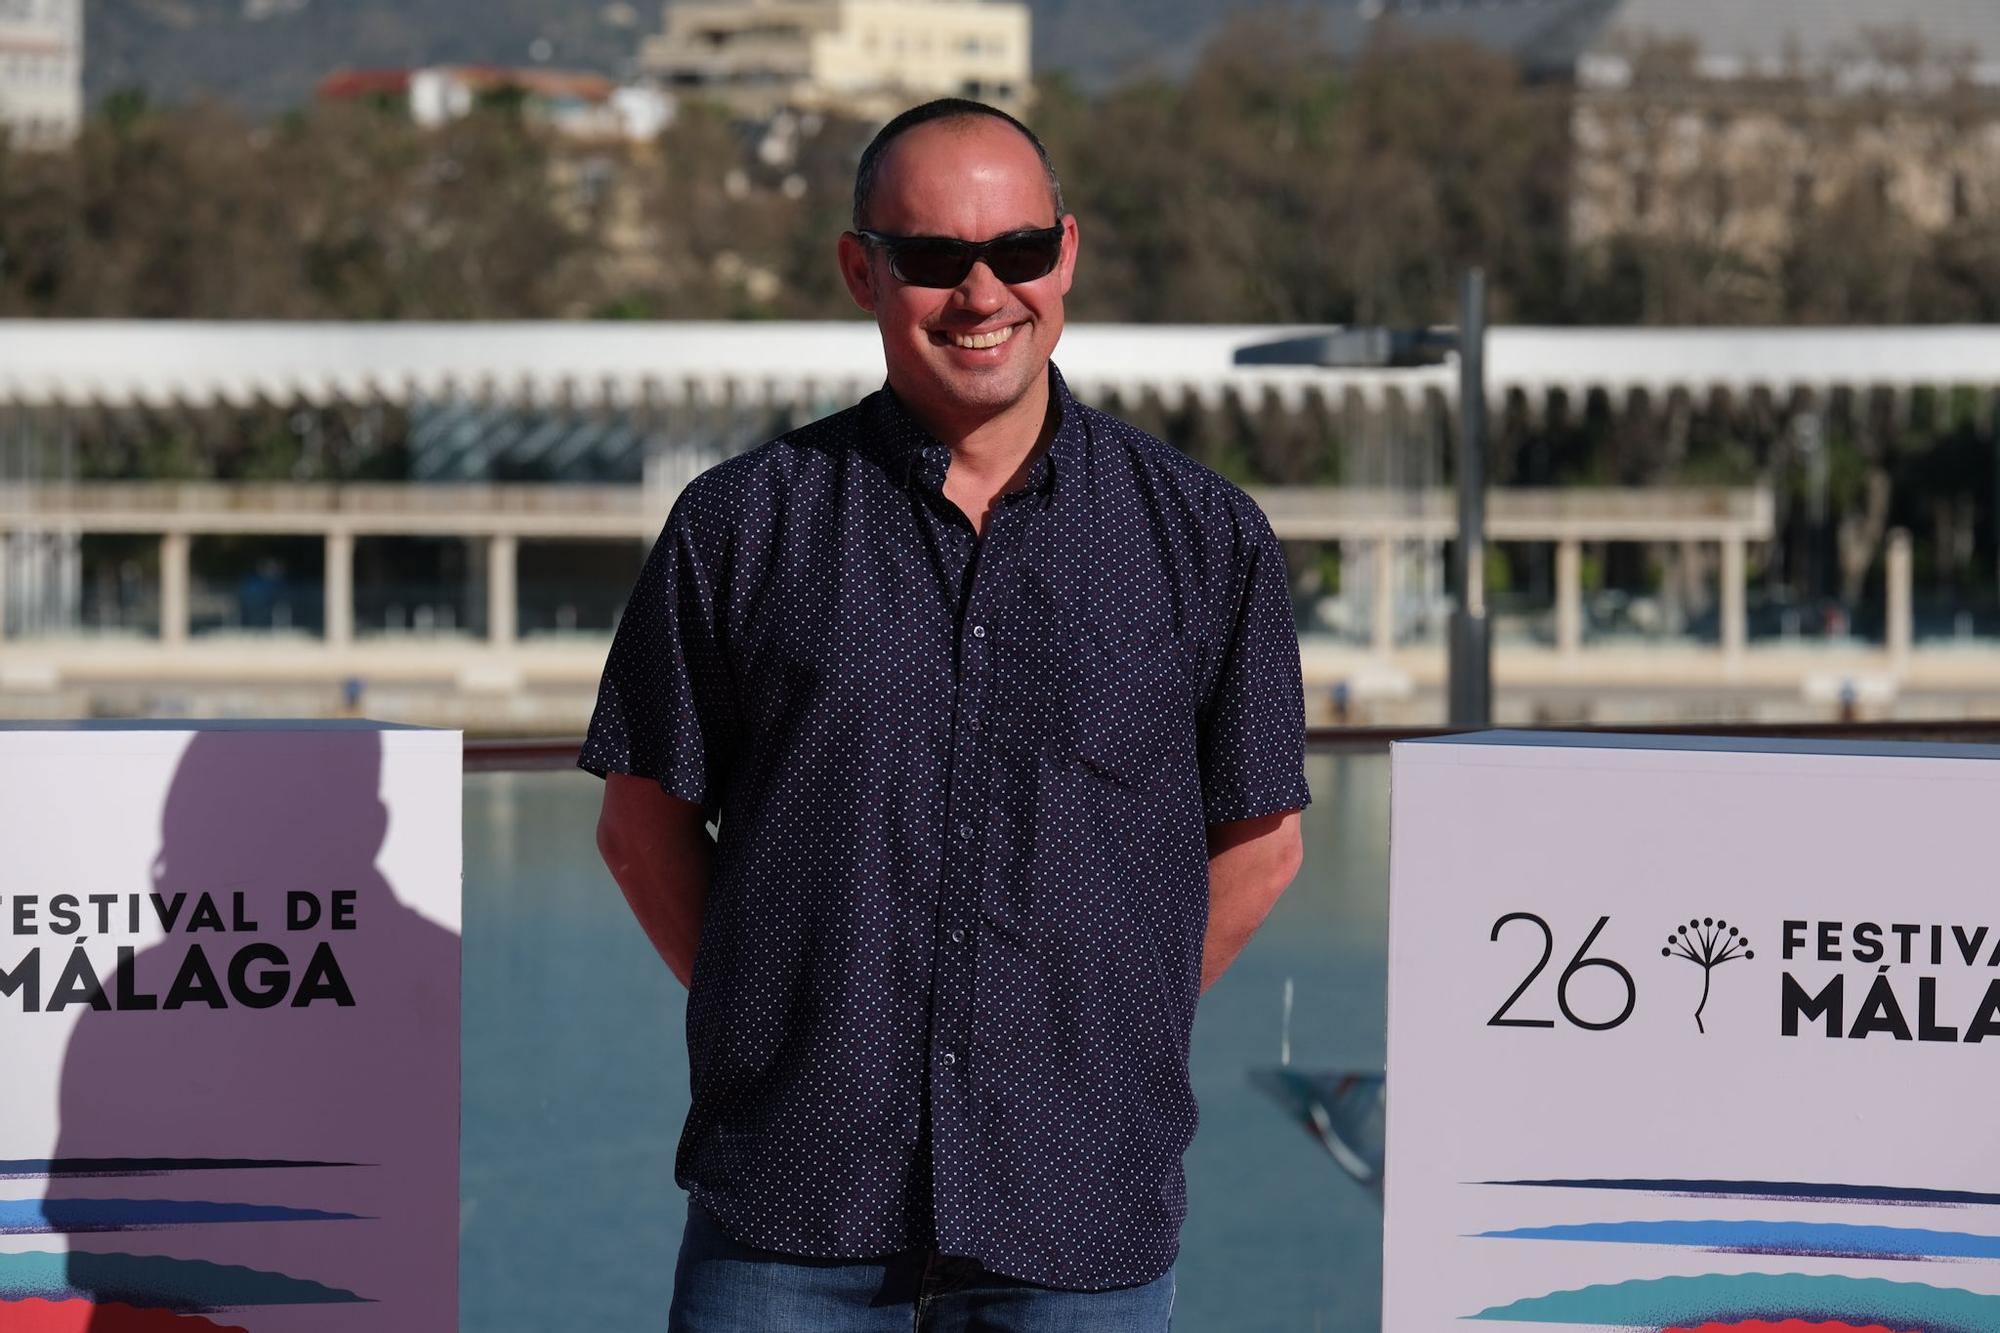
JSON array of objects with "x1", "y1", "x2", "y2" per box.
[{"x1": 1663, "y1": 917, "x2": 1754, "y2": 1034}]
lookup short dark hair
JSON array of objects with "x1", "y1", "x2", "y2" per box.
[{"x1": 851, "y1": 97, "x2": 1066, "y2": 232}]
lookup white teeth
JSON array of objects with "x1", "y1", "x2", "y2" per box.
[{"x1": 948, "y1": 325, "x2": 1017, "y2": 350}]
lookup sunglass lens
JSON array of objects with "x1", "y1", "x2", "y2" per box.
[
  {"x1": 890, "y1": 239, "x2": 974, "y2": 288},
  {"x1": 986, "y1": 233, "x2": 1062, "y2": 284}
]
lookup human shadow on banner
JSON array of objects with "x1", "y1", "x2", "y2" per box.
[{"x1": 46, "y1": 727, "x2": 459, "y2": 1332}]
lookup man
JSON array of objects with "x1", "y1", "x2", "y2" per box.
[{"x1": 582, "y1": 97, "x2": 1308, "y2": 1331}]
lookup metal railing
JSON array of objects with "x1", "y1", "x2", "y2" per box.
[{"x1": 464, "y1": 719, "x2": 2000, "y2": 773}]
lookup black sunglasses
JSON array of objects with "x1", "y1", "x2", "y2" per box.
[{"x1": 854, "y1": 225, "x2": 1064, "y2": 288}]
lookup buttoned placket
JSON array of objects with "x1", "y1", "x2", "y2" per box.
[{"x1": 923, "y1": 461, "x2": 1048, "y2": 1257}]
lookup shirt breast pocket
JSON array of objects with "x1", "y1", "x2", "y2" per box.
[{"x1": 1056, "y1": 616, "x2": 1197, "y2": 797}]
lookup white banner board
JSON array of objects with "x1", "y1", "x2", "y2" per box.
[
  {"x1": 0, "y1": 721, "x2": 461, "y2": 1332},
  {"x1": 1385, "y1": 731, "x2": 2000, "y2": 1333}
]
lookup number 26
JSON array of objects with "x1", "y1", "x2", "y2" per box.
[{"x1": 1488, "y1": 912, "x2": 1636, "y2": 1031}]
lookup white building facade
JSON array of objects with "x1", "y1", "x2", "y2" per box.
[
  {"x1": 0, "y1": 0, "x2": 82, "y2": 148},
  {"x1": 641, "y1": 0, "x2": 1030, "y2": 121}
]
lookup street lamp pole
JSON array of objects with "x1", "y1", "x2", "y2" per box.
[
  {"x1": 1233, "y1": 265, "x2": 1493, "y2": 727},
  {"x1": 1449, "y1": 268, "x2": 1491, "y2": 727}
]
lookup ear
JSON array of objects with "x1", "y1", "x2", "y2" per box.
[
  {"x1": 837, "y1": 231, "x2": 879, "y2": 313},
  {"x1": 1055, "y1": 213, "x2": 1080, "y2": 298}
]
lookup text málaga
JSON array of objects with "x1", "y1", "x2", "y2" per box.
[{"x1": 1781, "y1": 918, "x2": 2000, "y2": 1043}]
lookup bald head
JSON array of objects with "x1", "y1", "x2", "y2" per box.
[{"x1": 852, "y1": 98, "x2": 1065, "y2": 232}]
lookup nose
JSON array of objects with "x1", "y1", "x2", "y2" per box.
[{"x1": 952, "y1": 260, "x2": 1008, "y2": 316}]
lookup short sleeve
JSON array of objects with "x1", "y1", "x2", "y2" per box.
[
  {"x1": 577, "y1": 483, "x2": 736, "y2": 820},
  {"x1": 1198, "y1": 503, "x2": 1312, "y2": 825}
]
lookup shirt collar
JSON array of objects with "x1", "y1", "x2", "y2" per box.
[{"x1": 865, "y1": 361, "x2": 1084, "y2": 502}]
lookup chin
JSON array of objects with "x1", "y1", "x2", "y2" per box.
[{"x1": 928, "y1": 356, "x2": 1042, "y2": 407}]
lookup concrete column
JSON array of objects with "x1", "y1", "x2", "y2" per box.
[
  {"x1": 324, "y1": 530, "x2": 354, "y2": 648},
  {"x1": 160, "y1": 531, "x2": 190, "y2": 647},
  {"x1": 1371, "y1": 536, "x2": 1395, "y2": 656},
  {"x1": 1555, "y1": 538, "x2": 1582, "y2": 660},
  {"x1": 1887, "y1": 527, "x2": 1913, "y2": 668},
  {"x1": 1721, "y1": 536, "x2": 1746, "y2": 666},
  {"x1": 487, "y1": 532, "x2": 517, "y2": 647}
]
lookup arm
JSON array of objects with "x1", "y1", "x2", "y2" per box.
[
  {"x1": 596, "y1": 771, "x2": 715, "y2": 988},
  {"x1": 1192, "y1": 499, "x2": 1310, "y2": 997},
  {"x1": 1199, "y1": 808, "x2": 1304, "y2": 994}
]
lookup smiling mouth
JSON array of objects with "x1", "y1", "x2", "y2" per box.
[{"x1": 934, "y1": 324, "x2": 1020, "y2": 350}]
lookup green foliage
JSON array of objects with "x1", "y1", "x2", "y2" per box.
[
  {"x1": 1313, "y1": 546, "x2": 1341, "y2": 597},
  {"x1": 134, "y1": 426, "x2": 204, "y2": 482},
  {"x1": 1029, "y1": 16, "x2": 1572, "y2": 327},
  {"x1": 591, "y1": 293, "x2": 660, "y2": 320},
  {"x1": 1674, "y1": 437, "x2": 1761, "y2": 486},
  {"x1": 10, "y1": 13, "x2": 2000, "y2": 333},
  {"x1": 473, "y1": 85, "x2": 531, "y2": 119},
  {"x1": 99, "y1": 87, "x2": 152, "y2": 133},
  {"x1": 1580, "y1": 550, "x2": 1605, "y2": 593},
  {"x1": 0, "y1": 93, "x2": 591, "y2": 319}
]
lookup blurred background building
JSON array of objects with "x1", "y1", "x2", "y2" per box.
[
  {"x1": 1562, "y1": 0, "x2": 2000, "y2": 262},
  {"x1": 639, "y1": 0, "x2": 1030, "y2": 120},
  {"x1": 0, "y1": 0, "x2": 82, "y2": 147},
  {"x1": 1315, "y1": 0, "x2": 2000, "y2": 261},
  {"x1": 3, "y1": 0, "x2": 2000, "y2": 732},
  {"x1": 317, "y1": 65, "x2": 676, "y2": 142}
]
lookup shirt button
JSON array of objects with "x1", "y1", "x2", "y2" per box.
[
  {"x1": 950, "y1": 929, "x2": 965, "y2": 943},
  {"x1": 971, "y1": 624, "x2": 986, "y2": 638},
  {"x1": 968, "y1": 717, "x2": 983, "y2": 733},
  {"x1": 957, "y1": 822, "x2": 973, "y2": 839},
  {"x1": 942, "y1": 1052, "x2": 957, "y2": 1066}
]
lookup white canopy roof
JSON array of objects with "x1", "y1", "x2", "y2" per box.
[{"x1": 3, "y1": 320, "x2": 1996, "y2": 411}]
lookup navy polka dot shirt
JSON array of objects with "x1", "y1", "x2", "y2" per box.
[{"x1": 579, "y1": 361, "x2": 1311, "y2": 1291}]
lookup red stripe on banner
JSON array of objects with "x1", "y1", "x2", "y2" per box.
[
  {"x1": 1664, "y1": 1312, "x2": 1928, "y2": 1320},
  {"x1": 0, "y1": 1301, "x2": 249, "y2": 1333}
]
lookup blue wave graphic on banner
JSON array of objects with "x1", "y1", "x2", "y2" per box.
[
  {"x1": 1476, "y1": 1218, "x2": 2000, "y2": 1261},
  {"x1": 0, "y1": 1159, "x2": 358, "y2": 1180},
  {"x1": 0, "y1": 1198, "x2": 365, "y2": 1234},
  {"x1": 1479, "y1": 1176, "x2": 2000, "y2": 1208}
]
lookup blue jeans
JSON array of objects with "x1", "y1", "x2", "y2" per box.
[{"x1": 668, "y1": 1200, "x2": 1177, "y2": 1332}]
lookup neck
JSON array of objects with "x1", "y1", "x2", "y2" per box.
[{"x1": 893, "y1": 366, "x2": 1056, "y2": 487}]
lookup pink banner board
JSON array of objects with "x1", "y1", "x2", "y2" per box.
[
  {"x1": 1386, "y1": 731, "x2": 2000, "y2": 1333},
  {"x1": 0, "y1": 721, "x2": 461, "y2": 1332}
]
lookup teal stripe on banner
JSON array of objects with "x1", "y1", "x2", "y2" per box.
[{"x1": 1469, "y1": 1271, "x2": 2000, "y2": 1331}]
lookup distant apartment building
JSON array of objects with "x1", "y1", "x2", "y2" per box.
[
  {"x1": 0, "y1": 0, "x2": 83, "y2": 147},
  {"x1": 317, "y1": 65, "x2": 676, "y2": 142},
  {"x1": 1559, "y1": 0, "x2": 2000, "y2": 260},
  {"x1": 1328, "y1": 0, "x2": 2000, "y2": 260},
  {"x1": 639, "y1": 0, "x2": 1030, "y2": 121}
]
